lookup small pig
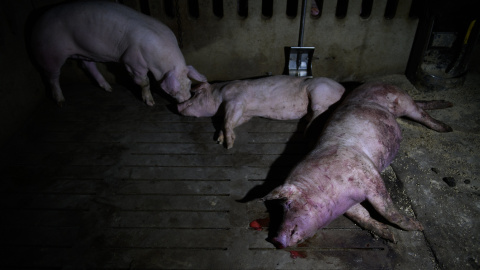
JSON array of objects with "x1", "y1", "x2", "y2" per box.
[
  {"x1": 177, "y1": 75, "x2": 345, "y2": 149},
  {"x1": 264, "y1": 82, "x2": 453, "y2": 248},
  {"x1": 31, "y1": 1, "x2": 206, "y2": 106}
]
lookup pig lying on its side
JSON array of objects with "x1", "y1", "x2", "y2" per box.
[
  {"x1": 265, "y1": 82, "x2": 453, "y2": 248},
  {"x1": 31, "y1": 1, "x2": 206, "y2": 106},
  {"x1": 177, "y1": 75, "x2": 345, "y2": 149}
]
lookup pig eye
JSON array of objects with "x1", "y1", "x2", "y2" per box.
[
  {"x1": 290, "y1": 225, "x2": 298, "y2": 237},
  {"x1": 284, "y1": 200, "x2": 292, "y2": 209}
]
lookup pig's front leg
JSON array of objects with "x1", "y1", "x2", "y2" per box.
[
  {"x1": 345, "y1": 203, "x2": 396, "y2": 242},
  {"x1": 125, "y1": 69, "x2": 154, "y2": 106},
  {"x1": 139, "y1": 76, "x2": 154, "y2": 106},
  {"x1": 220, "y1": 102, "x2": 250, "y2": 149},
  {"x1": 81, "y1": 61, "x2": 112, "y2": 92},
  {"x1": 123, "y1": 53, "x2": 155, "y2": 106},
  {"x1": 365, "y1": 174, "x2": 424, "y2": 232}
]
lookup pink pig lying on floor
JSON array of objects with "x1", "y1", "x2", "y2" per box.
[
  {"x1": 31, "y1": 1, "x2": 206, "y2": 106},
  {"x1": 264, "y1": 82, "x2": 453, "y2": 248},
  {"x1": 177, "y1": 75, "x2": 345, "y2": 149}
]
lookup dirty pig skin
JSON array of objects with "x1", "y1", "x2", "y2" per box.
[
  {"x1": 264, "y1": 82, "x2": 453, "y2": 249},
  {"x1": 31, "y1": 1, "x2": 206, "y2": 106},
  {"x1": 177, "y1": 75, "x2": 345, "y2": 149}
]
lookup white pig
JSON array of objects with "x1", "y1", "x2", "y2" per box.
[
  {"x1": 265, "y1": 82, "x2": 453, "y2": 248},
  {"x1": 177, "y1": 75, "x2": 345, "y2": 149},
  {"x1": 31, "y1": 1, "x2": 206, "y2": 106}
]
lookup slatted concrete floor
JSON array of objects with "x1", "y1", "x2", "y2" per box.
[{"x1": 0, "y1": 81, "x2": 448, "y2": 269}]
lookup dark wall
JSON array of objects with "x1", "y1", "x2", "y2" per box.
[{"x1": 0, "y1": 1, "x2": 46, "y2": 147}]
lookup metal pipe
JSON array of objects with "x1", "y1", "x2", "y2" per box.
[{"x1": 298, "y1": 0, "x2": 307, "y2": 47}]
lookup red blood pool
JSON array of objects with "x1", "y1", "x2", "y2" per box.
[
  {"x1": 249, "y1": 217, "x2": 270, "y2": 231},
  {"x1": 249, "y1": 220, "x2": 262, "y2": 231},
  {"x1": 289, "y1": 250, "x2": 307, "y2": 259}
]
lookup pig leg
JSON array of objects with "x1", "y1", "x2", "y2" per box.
[
  {"x1": 220, "y1": 103, "x2": 250, "y2": 149},
  {"x1": 365, "y1": 175, "x2": 423, "y2": 232},
  {"x1": 415, "y1": 100, "x2": 453, "y2": 110},
  {"x1": 123, "y1": 50, "x2": 155, "y2": 106},
  {"x1": 401, "y1": 101, "x2": 452, "y2": 132},
  {"x1": 81, "y1": 61, "x2": 112, "y2": 92},
  {"x1": 47, "y1": 71, "x2": 66, "y2": 106},
  {"x1": 217, "y1": 115, "x2": 249, "y2": 147},
  {"x1": 306, "y1": 82, "x2": 343, "y2": 129},
  {"x1": 345, "y1": 203, "x2": 396, "y2": 242},
  {"x1": 124, "y1": 64, "x2": 154, "y2": 106},
  {"x1": 138, "y1": 76, "x2": 154, "y2": 106},
  {"x1": 35, "y1": 50, "x2": 68, "y2": 106},
  {"x1": 306, "y1": 104, "x2": 329, "y2": 130}
]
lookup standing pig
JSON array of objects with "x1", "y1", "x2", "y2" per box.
[
  {"x1": 177, "y1": 75, "x2": 345, "y2": 149},
  {"x1": 264, "y1": 82, "x2": 453, "y2": 248},
  {"x1": 31, "y1": 1, "x2": 206, "y2": 106}
]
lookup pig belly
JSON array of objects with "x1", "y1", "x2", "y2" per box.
[{"x1": 246, "y1": 94, "x2": 309, "y2": 120}]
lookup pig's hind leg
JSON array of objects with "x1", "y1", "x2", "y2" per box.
[
  {"x1": 35, "y1": 51, "x2": 67, "y2": 106},
  {"x1": 81, "y1": 61, "x2": 112, "y2": 92},
  {"x1": 415, "y1": 100, "x2": 453, "y2": 110},
  {"x1": 306, "y1": 80, "x2": 345, "y2": 130},
  {"x1": 397, "y1": 97, "x2": 453, "y2": 132}
]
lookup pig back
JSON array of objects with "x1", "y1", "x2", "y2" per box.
[
  {"x1": 320, "y1": 102, "x2": 402, "y2": 171},
  {"x1": 225, "y1": 76, "x2": 309, "y2": 120},
  {"x1": 32, "y1": 1, "x2": 176, "y2": 63}
]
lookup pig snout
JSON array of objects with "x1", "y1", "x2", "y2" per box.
[
  {"x1": 177, "y1": 101, "x2": 193, "y2": 115},
  {"x1": 267, "y1": 233, "x2": 291, "y2": 249},
  {"x1": 176, "y1": 89, "x2": 192, "y2": 103},
  {"x1": 267, "y1": 223, "x2": 306, "y2": 249}
]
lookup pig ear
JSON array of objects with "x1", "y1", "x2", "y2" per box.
[
  {"x1": 187, "y1": 65, "x2": 207, "y2": 82},
  {"x1": 192, "y1": 82, "x2": 211, "y2": 93},
  {"x1": 263, "y1": 184, "x2": 298, "y2": 201},
  {"x1": 161, "y1": 70, "x2": 180, "y2": 93}
]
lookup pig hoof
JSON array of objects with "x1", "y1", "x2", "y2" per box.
[
  {"x1": 100, "y1": 83, "x2": 112, "y2": 92},
  {"x1": 372, "y1": 227, "x2": 396, "y2": 243},
  {"x1": 217, "y1": 132, "x2": 224, "y2": 144},
  {"x1": 410, "y1": 219, "x2": 424, "y2": 231},
  {"x1": 442, "y1": 125, "x2": 453, "y2": 133},
  {"x1": 145, "y1": 98, "x2": 155, "y2": 106}
]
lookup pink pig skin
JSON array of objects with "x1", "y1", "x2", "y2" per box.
[
  {"x1": 31, "y1": 1, "x2": 206, "y2": 106},
  {"x1": 265, "y1": 82, "x2": 453, "y2": 249},
  {"x1": 177, "y1": 75, "x2": 345, "y2": 149}
]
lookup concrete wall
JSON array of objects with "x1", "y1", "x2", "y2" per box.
[{"x1": 146, "y1": 0, "x2": 419, "y2": 82}]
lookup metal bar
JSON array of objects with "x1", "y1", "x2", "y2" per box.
[{"x1": 298, "y1": 0, "x2": 307, "y2": 46}]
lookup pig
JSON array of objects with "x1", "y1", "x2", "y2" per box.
[
  {"x1": 177, "y1": 75, "x2": 345, "y2": 149},
  {"x1": 30, "y1": 1, "x2": 206, "y2": 106},
  {"x1": 264, "y1": 82, "x2": 453, "y2": 248}
]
